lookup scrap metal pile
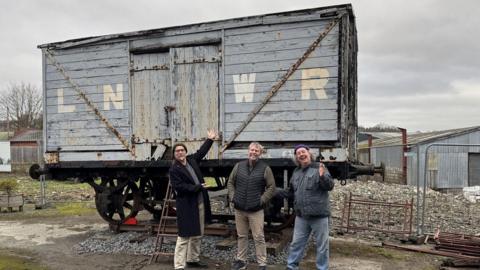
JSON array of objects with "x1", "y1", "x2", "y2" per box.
[{"x1": 434, "y1": 230, "x2": 480, "y2": 267}]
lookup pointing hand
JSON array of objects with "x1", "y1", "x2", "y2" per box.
[{"x1": 319, "y1": 163, "x2": 326, "y2": 176}]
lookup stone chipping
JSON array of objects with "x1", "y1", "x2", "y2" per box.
[{"x1": 74, "y1": 180, "x2": 480, "y2": 261}]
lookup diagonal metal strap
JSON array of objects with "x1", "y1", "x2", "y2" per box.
[
  {"x1": 45, "y1": 49, "x2": 135, "y2": 156},
  {"x1": 221, "y1": 15, "x2": 343, "y2": 153}
]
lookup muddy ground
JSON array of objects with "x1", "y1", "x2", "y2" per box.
[
  {"x1": 0, "y1": 176, "x2": 465, "y2": 269},
  {"x1": 0, "y1": 204, "x2": 453, "y2": 270}
]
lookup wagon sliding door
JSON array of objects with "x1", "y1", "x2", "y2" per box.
[
  {"x1": 170, "y1": 45, "x2": 220, "y2": 158},
  {"x1": 131, "y1": 52, "x2": 170, "y2": 160}
]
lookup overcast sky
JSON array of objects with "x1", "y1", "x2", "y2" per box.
[{"x1": 0, "y1": 0, "x2": 478, "y2": 132}]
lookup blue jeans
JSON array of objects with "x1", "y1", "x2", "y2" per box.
[{"x1": 286, "y1": 216, "x2": 329, "y2": 270}]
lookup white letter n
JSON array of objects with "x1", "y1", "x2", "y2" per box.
[{"x1": 103, "y1": 84, "x2": 124, "y2": 110}]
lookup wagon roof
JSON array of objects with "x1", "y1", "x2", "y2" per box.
[
  {"x1": 38, "y1": 4, "x2": 353, "y2": 49},
  {"x1": 358, "y1": 126, "x2": 480, "y2": 148}
]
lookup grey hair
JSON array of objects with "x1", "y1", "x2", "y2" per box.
[
  {"x1": 292, "y1": 149, "x2": 316, "y2": 166},
  {"x1": 249, "y1": 141, "x2": 266, "y2": 154}
]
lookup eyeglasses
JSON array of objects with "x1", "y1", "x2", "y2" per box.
[{"x1": 175, "y1": 148, "x2": 186, "y2": 152}]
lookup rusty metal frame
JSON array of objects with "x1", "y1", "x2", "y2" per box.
[{"x1": 340, "y1": 192, "x2": 413, "y2": 235}]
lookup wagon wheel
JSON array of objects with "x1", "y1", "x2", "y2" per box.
[
  {"x1": 265, "y1": 212, "x2": 295, "y2": 232},
  {"x1": 90, "y1": 177, "x2": 141, "y2": 225},
  {"x1": 264, "y1": 195, "x2": 295, "y2": 232},
  {"x1": 138, "y1": 177, "x2": 167, "y2": 217}
]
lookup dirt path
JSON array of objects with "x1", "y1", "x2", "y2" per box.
[{"x1": 0, "y1": 206, "x2": 448, "y2": 270}]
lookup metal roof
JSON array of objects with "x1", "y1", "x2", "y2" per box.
[
  {"x1": 358, "y1": 132, "x2": 401, "y2": 142},
  {"x1": 10, "y1": 129, "x2": 43, "y2": 142},
  {"x1": 358, "y1": 126, "x2": 480, "y2": 148}
]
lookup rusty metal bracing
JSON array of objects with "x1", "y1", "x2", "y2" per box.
[
  {"x1": 44, "y1": 49, "x2": 135, "y2": 156},
  {"x1": 221, "y1": 14, "x2": 344, "y2": 153}
]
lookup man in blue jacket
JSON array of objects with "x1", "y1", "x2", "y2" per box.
[{"x1": 285, "y1": 144, "x2": 334, "y2": 270}]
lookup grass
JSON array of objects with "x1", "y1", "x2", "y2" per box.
[
  {"x1": 0, "y1": 202, "x2": 97, "y2": 220},
  {"x1": 0, "y1": 175, "x2": 97, "y2": 220},
  {"x1": 331, "y1": 240, "x2": 407, "y2": 260},
  {"x1": 16, "y1": 179, "x2": 93, "y2": 197},
  {"x1": 0, "y1": 250, "x2": 48, "y2": 270},
  {"x1": 54, "y1": 201, "x2": 97, "y2": 216},
  {"x1": 0, "y1": 175, "x2": 94, "y2": 203}
]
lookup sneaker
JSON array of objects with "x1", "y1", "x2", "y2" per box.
[
  {"x1": 186, "y1": 261, "x2": 208, "y2": 268},
  {"x1": 231, "y1": 260, "x2": 247, "y2": 270},
  {"x1": 259, "y1": 266, "x2": 267, "y2": 270}
]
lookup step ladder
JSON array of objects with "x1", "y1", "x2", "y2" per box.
[{"x1": 149, "y1": 180, "x2": 177, "y2": 264}]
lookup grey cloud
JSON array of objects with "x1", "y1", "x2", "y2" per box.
[{"x1": 0, "y1": 0, "x2": 478, "y2": 131}]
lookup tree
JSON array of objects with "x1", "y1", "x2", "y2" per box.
[
  {"x1": 359, "y1": 123, "x2": 400, "y2": 132},
  {"x1": 0, "y1": 82, "x2": 42, "y2": 130}
]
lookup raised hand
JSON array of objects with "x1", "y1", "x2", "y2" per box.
[{"x1": 207, "y1": 129, "x2": 217, "y2": 140}]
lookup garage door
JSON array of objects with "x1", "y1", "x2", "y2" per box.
[{"x1": 468, "y1": 153, "x2": 480, "y2": 186}]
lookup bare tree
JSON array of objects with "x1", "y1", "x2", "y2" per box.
[{"x1": 0, "y1": 82, "x2": 43, "y2": 130}]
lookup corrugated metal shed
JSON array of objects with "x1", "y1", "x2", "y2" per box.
[
  {"x1": 358, "y1": 131, "x2": 401, "y2": 143},
  {"x1": 10, "y1": 129, "x2": 43, "y2": 142},
  {"x1": 2, "y1": 129, "x2": 44, "y2": 172},
  {"x1": 358, "y1": 126, "x2": 480, "y2": 189}
]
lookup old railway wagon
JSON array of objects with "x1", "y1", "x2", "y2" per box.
[{"x1": 32, "y1": 4, "x2": 379, "y2": 227}]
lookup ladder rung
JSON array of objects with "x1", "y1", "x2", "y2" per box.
[
  {"x1": 151, "y1": 180, "x2": 177, "y2": 265},
  {"x1": 156, "y1": 233, "x2": 177, "y2": 237},
  {"x1": 152, "y1": 252, "x2": 174, "y2": 256}
]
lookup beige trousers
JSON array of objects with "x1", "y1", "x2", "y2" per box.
[
  {"x1": 234, "y1": 209, "x2": 267, "y2": 266},
  {"x1": 174, "y1": 203, "x2": 204, "y2": 269}
]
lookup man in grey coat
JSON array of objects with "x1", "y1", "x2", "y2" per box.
[{"x1": 284, "y1": 144, "x2": 334, "y2": 270}]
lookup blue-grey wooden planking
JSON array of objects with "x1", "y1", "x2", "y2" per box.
[
  {"x1": 44, "y1": 41, "x2": 130, "y2": 152},
  {"x1": 130, "y1": 31, "x2": 222, "y2": 51},
  {"x1": 224, "y1": 78, "x2": 339, "y2": 92},
  {"x1": 41, "y1": 5, "x2": 355, "y2": 161},
  {"x1": 46, "y1": 101, "x2": 130, "y2": 114},
  {"x1": 45, "y1": 57, "x2": 127, "y2": 73},
  {"x1": 224, "y1": 87, "x2": 338, "y2": 104},
  {"x1": 222, "y1": 21, "x2": 339, "y2": 142},
  {"x1": 224, "y1": 45, "x2": 338, "y2": 65},
  {"x1": 59, "y1": 151, "x2": 132, "y2": 161},
  {"x1": 226, "y1": 109, "x2": 337, "y2": 123}
]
